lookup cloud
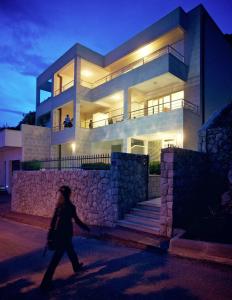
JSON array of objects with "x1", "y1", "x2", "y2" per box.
[
  {"x1": 0, "y1": 0, "x2": 51, "y2": 77},
  {"x1": 0, "y1": 45, "x2": 49, "y2": 76}
]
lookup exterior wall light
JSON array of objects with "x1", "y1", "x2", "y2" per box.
[{"x1": 71, "y1": 142, "x2": 76, "y2": 153}]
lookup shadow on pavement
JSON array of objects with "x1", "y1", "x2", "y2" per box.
[{"x1": 0, "y1": 250, "x2": 199, "y2": 300}]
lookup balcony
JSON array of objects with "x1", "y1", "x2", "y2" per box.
[
  {"x1": 81, "y1": 105, "x2": 124, "y2": 129},
  {"x1": 130, "y1": 99, "x2": 199, "y2": 119},
  {"x1": 80, "y1": 45, "x2": 184, "y2": 89},
  {"x1": 54, "y1": 79, "x2": 74, "y2": 96},
  {"x1": 81, "y1": 113, "x2": 124, "y2": 129}
]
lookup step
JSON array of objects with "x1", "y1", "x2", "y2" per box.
[
  {"x1": 145, "y1": 198, "x2": 161, "y2": 207},
  {"x1": 124, "y1": 214, "x2": 160, "y2": 227},
  {"x1": 117, "y1": 220, "x2": 160, "y2": 235},
  {"x1": 131, "y1": 208, "x2": 160, "y2": 219},
  {"x1": 137, "y1": 203, "x2": 160, "y2": 212},
  {"x1": 103, "y1": 227, "x2": 169, "y2": 252}
]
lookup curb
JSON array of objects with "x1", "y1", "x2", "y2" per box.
[{"x1": 169, "y1": 230, "x2": 232, "y2": 266}]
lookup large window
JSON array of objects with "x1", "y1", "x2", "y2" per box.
[{"x1": 147, "y1": 90, "x2": 184, "y2": 115}]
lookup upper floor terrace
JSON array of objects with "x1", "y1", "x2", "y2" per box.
[{"x1": 36, "y1": 6, "x2": 187, "y2": 108}]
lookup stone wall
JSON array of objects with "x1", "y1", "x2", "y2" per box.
[
  {"x1": 12, "y1": 153, "x2": 148, "y2": 227},
  {"x1": 199, "y1": 127, "x2": 232, "y2": 196},
  {"x1": 21, "y1": 124, "x2": 51, "y2": 161},
  {"x1": 111, "y1": 152, "x2": 149, "y2": 219},
  {"x1": 12, "y1": 169, "x2": 116, "y2": 226},
  {"x1": 148, "y1": 175, "x2": 160, "y2": 199},
  {"x1": 198, "y1": 102, "x2": 232, "y2": 203},
  {"x1": 160, "y1": 148, "x2": 208, "y2": 237}
]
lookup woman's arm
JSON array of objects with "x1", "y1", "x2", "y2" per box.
[{"x1": 73, "y1": 207, "x2": 90, "y2": 232}]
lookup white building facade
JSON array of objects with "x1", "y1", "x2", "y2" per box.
[{"x1": 35, "y1": 5, "x2": 232, "y2": 160}]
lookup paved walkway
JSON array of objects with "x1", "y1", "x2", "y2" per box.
[{"x1": 0, "y1": 218, "x2": 232, "y2": 300}]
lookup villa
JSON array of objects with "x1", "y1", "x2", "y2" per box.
[
  {"x1": 1, "y1": 4, "x2": 232, "y2": 193},
  {"x1": 35, "y1": 4, "x2": 232, "y2": 159}
]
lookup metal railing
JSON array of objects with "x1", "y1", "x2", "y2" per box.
[
  {"x1": 20, "y1": 154, "x2": 111, "y2": 171},
  {"x1": 129, "y1": 99, "x2": 199, "y2": 119},
  {"x1": 52, "y1": 123, "x2": 74, "y2": 132},
  {"x1": 54, "y1": 80, "x2": 74, "y2": 96},
  {"x1": 81, "y1": 114, "x2": 124, "y2": 129},
  {"x1": 80, "y1": 44, "x2": 184, "y2": 89}
]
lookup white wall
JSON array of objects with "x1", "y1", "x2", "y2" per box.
[{"x1": 0, "y1": 147, "x2": 22, "y2": 193}]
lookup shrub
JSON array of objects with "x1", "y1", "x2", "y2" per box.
[
  {"x1": 21, "y1": 160, "x2": 41, "y2": 171},
  {"x1": 149, "y1": 161, "x2": 161, "y2": 175},
  {"x1": 81, "y1": 163, "x2": 110, "y2": 170}
]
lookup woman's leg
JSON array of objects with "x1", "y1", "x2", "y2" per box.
[
  {"x1": 66, "y1": 240, "x2": 82, "y2": 272},
  {"x1": 40, "y1": 247, "x2": 65, "y2": 288}
]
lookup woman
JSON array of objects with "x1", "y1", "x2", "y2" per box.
[{"x1": 40, "y1": 185, "x2": 90, "y2": 290}]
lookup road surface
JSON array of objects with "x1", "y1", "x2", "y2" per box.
[{"x1": 0, "y1": 217, "x2": 232, "y2": 300}]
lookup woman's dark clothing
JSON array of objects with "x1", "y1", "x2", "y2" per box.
[{"x1": 40, "y1": 201, "x2": 89, "y2": 288}]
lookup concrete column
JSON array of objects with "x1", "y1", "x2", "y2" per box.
[
  {"x1": 122, "y1": 137, "x2": 131, "y2": 153},
  {"x1": 123, "y1": 89, "x2": 131, "y2": 120},
  {"x1": 74, "y1": 56, "x2": 81, "y2": 132},
  {"x1": 144, "y1": 139, "x2": 148, "y2": 155}
]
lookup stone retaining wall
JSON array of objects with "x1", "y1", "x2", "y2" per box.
[
  {"x1": 12, "y1": 153, "x2": 148, "y2": 227},
  {"x1": 160, "y1": 148, "x2": 208, "y2": 237},
  {"x1": 199, "y1": 127, "x2": 232, "y2": 200}
]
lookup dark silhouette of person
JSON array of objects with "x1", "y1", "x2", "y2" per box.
[
  {"x1": 63, "y1": 114, "x2": 73, "y2": 127},
  {"x1": 89, "y1": 119, "x2": 93, "y2": 129},
  {"x1": 40, "y1": 185, "x2": 90, "y2": 291}
]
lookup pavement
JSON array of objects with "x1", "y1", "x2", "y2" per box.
[{"x1": 0, "y1": 217, "x2": 232, "y2": 300}]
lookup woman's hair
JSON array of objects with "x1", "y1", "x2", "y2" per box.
[{"x1": 59, "y1": 185, "x2": 72, "y2": 202}]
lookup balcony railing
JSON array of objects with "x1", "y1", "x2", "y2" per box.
[
  {"x1": 80, "y1": 44, "x2": 184, "y2": 89},
  {"x1": 54, "y1": 80, "x2": 74, "y2": 96},
  {"x1": 129, "y1": 99, "x2": 199, "y2": 119},
  {"x1": 52, "y1": 123, "x2": 74, "y2": 132},
  {"x1": 81, "y1": 114, "x2": 124, "y2": 129}
]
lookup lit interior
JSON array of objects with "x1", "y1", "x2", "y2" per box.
[
  {"x1": 53, "y1": 101, "x2": 74, "y2": 129},
  {"x1": 54, "y1": 60, "x2": 74, "y2": 96},
  {"x1": 129, "y1": 73, "x2": 185, "y2": 118},
  {"x1": 80, "y1": 92, "x2": 123, "y2": 128},
  {"x1": 80, "y1": 27, "x2": 184, "y2": 89}
]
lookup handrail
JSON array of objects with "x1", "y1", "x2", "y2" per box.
[
  {"x1": 81, "y1": 44, "x2": 184, "y2": 89},
  {"x1": 54, "y1": 79, "x2": 74, "y2": 96},
  {"x1": 81, "y1": 113, "x2": 124, "y2": 129},
  {"x1": 52, "y1": 123, "x2": 74, "y2": 132},
  {"x1": 129, "y1": 98, "x2": 199, "y2": 118}
]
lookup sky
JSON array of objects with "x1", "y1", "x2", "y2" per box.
[{"x1": 0, "y1": 0, "x2": 232, "y2": 127}]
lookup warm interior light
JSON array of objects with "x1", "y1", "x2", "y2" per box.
[
  {"x1": 81, "y1": 69, "x2": 93, "y2": 77},
  {"x1": 176, "y1": 133, "x2": 184, "y2": 147}
]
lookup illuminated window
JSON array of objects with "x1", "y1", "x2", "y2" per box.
[{"x1": 171, "y1": 91, "x2": 184, "y2": 109}]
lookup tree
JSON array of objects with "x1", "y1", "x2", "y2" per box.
[
  {"x1": 0, "y1": 111, "x2": 36, "y2": 131},
  {"x1": 15, "y1": 111, "x2": 36, "y2": 129}
]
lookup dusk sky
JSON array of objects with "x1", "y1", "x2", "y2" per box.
[{"x1": 0, "y1": 0, "x2": 232, "y2": 127}]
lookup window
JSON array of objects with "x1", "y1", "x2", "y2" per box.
[{"x1": 171, "y1": 91, "x2": 184, "y2": 109}]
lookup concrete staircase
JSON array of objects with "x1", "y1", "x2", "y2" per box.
[{"x1": 117, "y1": 198, "x2": 161, "y2": 236}]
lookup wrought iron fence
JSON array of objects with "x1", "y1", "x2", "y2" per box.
[{"x1": 20, "y1": 154, "x2": 111, "y2": 171}]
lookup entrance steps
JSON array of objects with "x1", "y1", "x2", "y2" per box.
[{"x1": 117, "y1": 198, "x2": 161, "y2": 236}]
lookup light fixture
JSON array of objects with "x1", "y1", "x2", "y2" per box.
[
  {"x1": 111, "y1": 93, "x2": 121, "y2": 100},
  {"x1": 137, "y1": 45, "x2": 151, "y2": 58},
  {"x1": 81, "y1": 70, "x2": 93, "y2": 77},
  {"x1": 71, "y1": 142, "x2": 76, "y2": 153}
]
